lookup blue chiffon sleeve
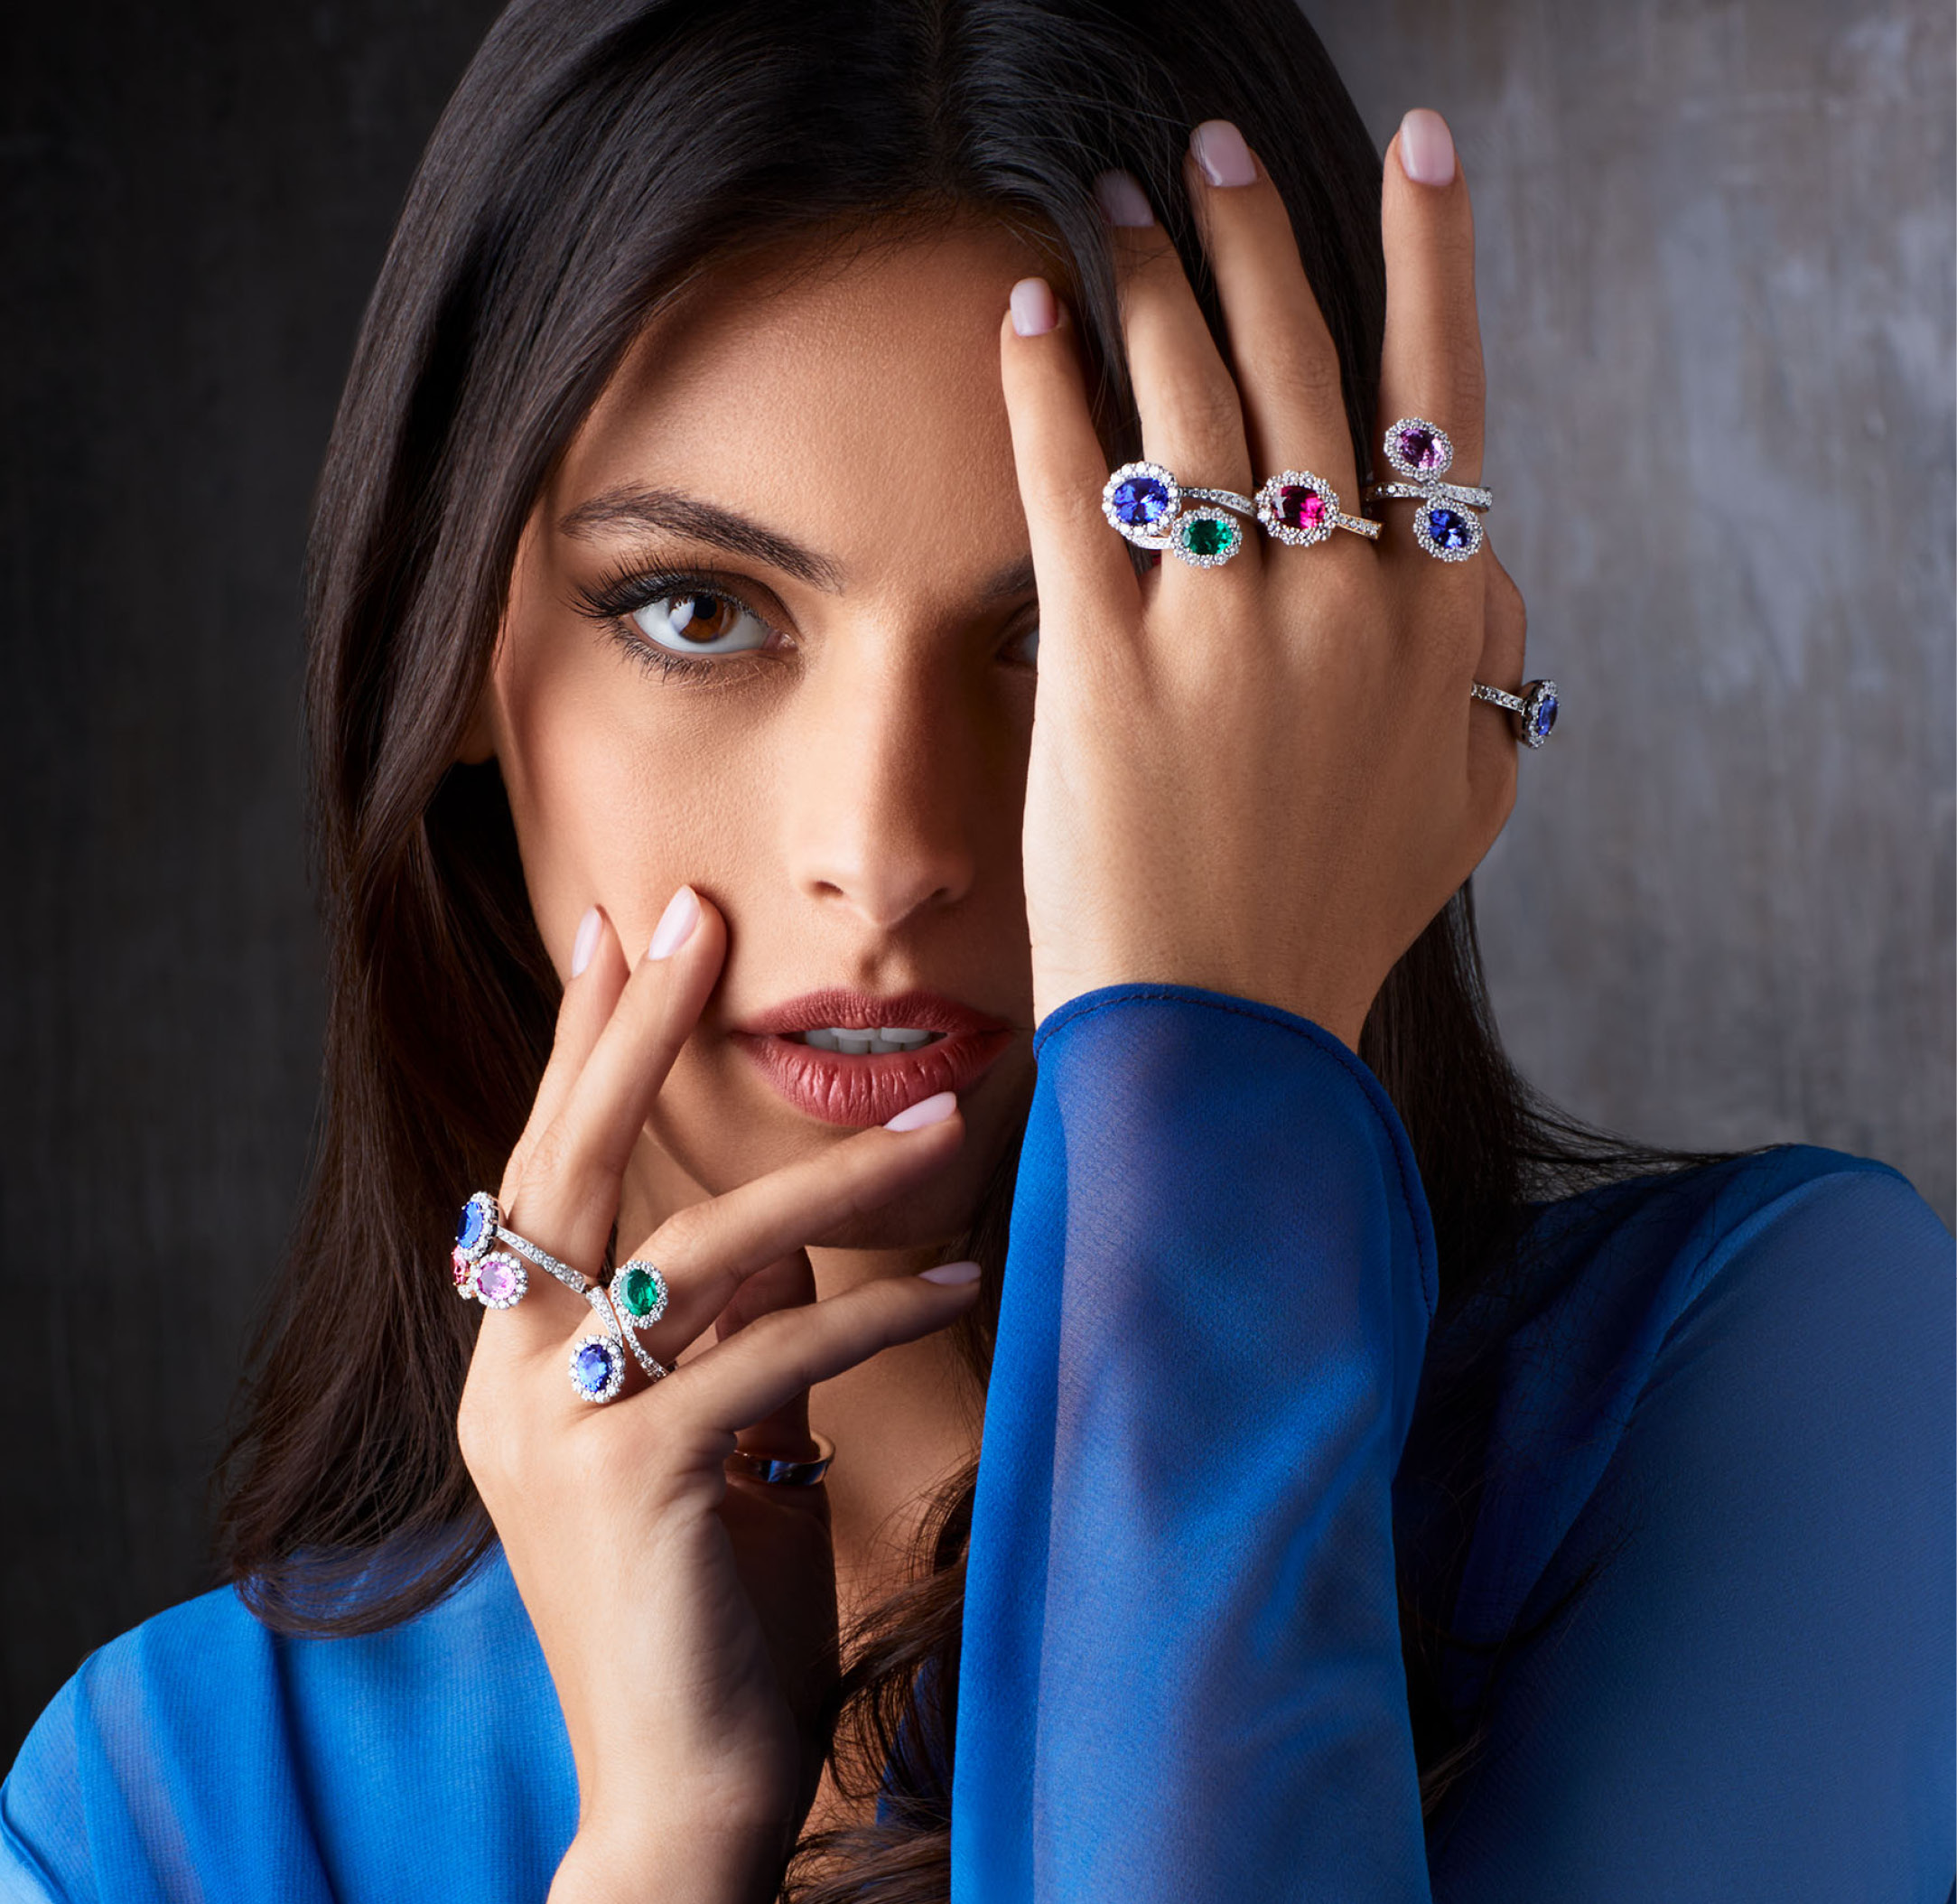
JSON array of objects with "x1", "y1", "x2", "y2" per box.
[
  {"x1": 954, "y1": 984, "x2": 1440, "y2": 1899},
  {"x1": 952, "y1": 984, "x2": 1954, "y2": 1902}
]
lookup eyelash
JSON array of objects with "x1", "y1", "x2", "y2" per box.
[
  {"x1": 571, "y1": 562, "x2": 780, "y2": 686},
  {"x1": 570, "y1": 558, "x2": 1040, "y2": 683}
]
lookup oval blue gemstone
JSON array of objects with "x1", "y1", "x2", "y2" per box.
[
  {"x1": 456, "y1": 1201, "x2": 487, "y2": 1250},
  {"x1": 1426, "y1": 507, "x2": 1472, "y2": 551},
  {"x1": 1533, "y1": 695, "x2": 1559, "y2": 740},
  {"x1": 573, "y1": 1340, "x2": 618, "y2": 1395},
  {"x1": 1112, "y1": 477, "x2": 1170, "y2": 527}
]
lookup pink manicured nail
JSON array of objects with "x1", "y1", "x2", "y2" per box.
[
  {"x1": 1190, "y1": 120, "x2": 1255, "y2": 189},
  {"x1": 648, "y1": 885, "x2": 700, "y2": 960},
  {"x1": 1010, "y1": 277, "x2": 1058, "y2": 338},
  {"x1": 570, "y1": 906, "x2": 602, "y2": 978},
  {"x1": 885, "y1": 1090, "x2": 957, "y2": 1132},
  {"x1": 918, "y1": 1259, "x2": 982, "y2": 1285},
  {"x1": 1092, "y1": 169, "x2": 1155, "y2": 228},
  {"x1": 1399, "y1": 108, "x2": 1456, "y2": 186}
]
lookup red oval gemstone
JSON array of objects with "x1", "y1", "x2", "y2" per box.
[{"x1": 1280, "y1": 486, "x2": 1328, "y2": 529}]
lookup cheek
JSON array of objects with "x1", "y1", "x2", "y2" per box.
[{"x1": 496, "y1": 639, "x2": 780, "y2": 958}]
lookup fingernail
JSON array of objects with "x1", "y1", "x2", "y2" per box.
[
  {"x1": 1190, "y1": 120, "x2": 1255, "y2": 189},
  {"x1": 1010, "y1": 276, "x2": 1058, "y2": 338},
  {"x1": 1092, "y1": 169, "x2": 1155, "y2": 228},
  {"x1": 570, "y1": 906, "x2": 602, "y2": 978},
  {"x1": 918, "y1": 1259, "x2": 982, "y2": 1285},
  {"x1": 885, "y1": 1090, "x2": 957, "y2": 1132},
  {"x1": 648, "y1": 885, "x2": 700, "y2": 960},
  {"x1": 1399, "y1": 108, "x2": 1456, "y2": 187}
]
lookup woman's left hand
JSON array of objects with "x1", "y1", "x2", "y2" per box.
[{"x1": 1002, "y1": 109, "x2": 1527, "y2": 1047}]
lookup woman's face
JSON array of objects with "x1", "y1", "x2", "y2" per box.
[{"x1": 476, "y1": 222, "x2": 1048, "y2": 1250}]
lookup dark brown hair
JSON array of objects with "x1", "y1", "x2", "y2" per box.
[{"x1": 217, "y1": 2, "x2": 1694, "y2": 1894}]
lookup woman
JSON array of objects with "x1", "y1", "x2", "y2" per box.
[{"x1": 4, "y1": 0, "x2": 1949, "y2": 1899}]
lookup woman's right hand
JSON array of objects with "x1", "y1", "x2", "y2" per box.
[{"x1": 456, "y1": 890, "x2": 981, "y2": 1904}]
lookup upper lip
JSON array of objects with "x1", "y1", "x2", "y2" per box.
[{"x1": 737, "y1": 988, "x2": 1011, "y2": 1040}]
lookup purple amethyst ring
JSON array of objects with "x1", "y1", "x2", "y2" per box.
[{"x1": 1365, "y1": 417, "x2": 1493, "y2": 563}]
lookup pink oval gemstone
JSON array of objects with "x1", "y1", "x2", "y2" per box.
[
  {"x1": 451, "y1": 1247, "x2": 472, "y2": 1287},
  {"x1": 1398, "y1": 425, "x2": 1441, "y2": 470},
  {"x1": 477, "y1": 1259, "x2": 518, "y2": 1303},
  {"x1": 1279, "y1": 486, "x2": 1328, "y2": 529}
]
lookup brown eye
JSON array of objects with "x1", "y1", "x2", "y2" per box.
[{"x1": 629, "y1": 588, "x2": 769, "y2": 657}]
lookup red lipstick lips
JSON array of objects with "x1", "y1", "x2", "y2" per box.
[{"x1": 732, "y1": 987, "x2": 1014, "y2": 1127}]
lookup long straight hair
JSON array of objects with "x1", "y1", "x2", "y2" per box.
[{"x1": 218, "y1": 3, "x2": 1693, "y2": 1894}]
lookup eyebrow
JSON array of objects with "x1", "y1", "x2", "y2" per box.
[{"x1": 558, "y1": 484, "x2": 845, "y2": 593}]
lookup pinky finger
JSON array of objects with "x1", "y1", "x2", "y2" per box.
[{"x1": 671, "y1": 1264, "x2": 983, "y2": 1440}]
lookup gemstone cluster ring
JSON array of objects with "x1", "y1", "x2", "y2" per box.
[
  {"x1": 1471, "y1": 678, "x2": 1560, "y2": 748},
  {"x1": 1102, "y1": 461, "x2": 1254, "y2": 568},
  {"x1": 1253, "y1": 470, "x2": 1382, "y2": 548},
  {"x1": 1364, "y1": 418, "x2": 1491, "y2": 562}
]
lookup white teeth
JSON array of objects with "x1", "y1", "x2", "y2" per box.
[{"x1": 793, "y1": 1025, "x2": 946, "y2": 1055}]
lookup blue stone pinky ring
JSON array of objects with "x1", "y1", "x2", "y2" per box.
[
  {"x1": 1253, "y1": 470, "x2": 1381, "y2": 547},
  {"x1": 1102, "y1": 460, "x2": 1253, "y2": 568},
  {"x1": 1471, "y1": 678, "x2": 1560, "y2": 748},
  {"x1": 1365, "y1": 417, "x2": 1492, "y2": 562},
  {"x1": 728, "y1": 1433, "x2": 836, "y2": 1487},
  {"x1": 452, "y1": 1190, "x2": 594, "y2": 1309}
]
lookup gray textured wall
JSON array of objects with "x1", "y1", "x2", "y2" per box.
[
  {"x1": 1314, "y1": 1, "x2": 1956, "y2": 1217},
  {"x1": 2, "y1": 1, "x2": 1951, "y2": 1764}
]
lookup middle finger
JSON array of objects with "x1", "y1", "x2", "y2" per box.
[{"x1": 614, "y1": 1097, "x2": 966, "y2": 1364}]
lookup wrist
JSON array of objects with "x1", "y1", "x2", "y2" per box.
[{"x1": 551, "y1": 1816, "x2": 789, "y2": 1904}]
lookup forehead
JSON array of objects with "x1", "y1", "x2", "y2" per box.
[{"x1": 549, "y1": 221, "x2": 1051, "y2": 589}]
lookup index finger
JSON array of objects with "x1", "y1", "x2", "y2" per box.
[{"x1": 485, "y1": 885, "x2": 727, "y2": 1350}]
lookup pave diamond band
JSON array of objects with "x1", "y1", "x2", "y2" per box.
[{"x1": 1471, "y1": 678, "x2": 1561, "y2": 748}]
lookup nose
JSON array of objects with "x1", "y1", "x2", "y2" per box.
[{"x1": 779, "y1": 648, "x2": 980, "y2": 931}]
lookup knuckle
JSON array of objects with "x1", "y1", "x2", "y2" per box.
[{"x1": 651, "y1": 1199, "x2": 713, "y2": 1270}]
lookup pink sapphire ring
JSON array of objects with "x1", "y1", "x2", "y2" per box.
[
  {"x1": 1365, "y1": 417, "x2": 1492, "y2": 563},
  {"x1": 451, "y1": 1190, "x2": 592, "y2": 1310},
  {"x1": 1253, "y1": 469, "x2": 1382, "y2": 548}
]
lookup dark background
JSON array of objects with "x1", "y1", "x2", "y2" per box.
[{"x1": 3, "y1": 2, "x2": 1951, "y2": 1762}]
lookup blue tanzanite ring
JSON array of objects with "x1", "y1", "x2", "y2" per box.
[
  {"x1": 1471, "y1": 678, "x2": 1560, "y2": 749},
  {"x1": 728, "y1": 1433, "x2": 836, "y2": 1488},
  {"x1": 1101, "y1": 461, "x2": 1254, "y2": 568},
  {"x1": 451, "y1": 1191, "x2": 592, "y2": 1308},
  {"x1": 1364, "y1": 418, "x2": 1491, "y2": 562}
]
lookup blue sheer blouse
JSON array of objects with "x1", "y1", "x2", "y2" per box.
[{"x1": 5, "y1": 985, "x2": 1952, "y2": 1900}]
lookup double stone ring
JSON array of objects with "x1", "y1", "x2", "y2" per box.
[
  {"x1": 452, "y1": 1190, "x2": 673, "y2": 1401},
  {"x1": 1364, "y1": 417, "x2": 1492, "y2": 562}
]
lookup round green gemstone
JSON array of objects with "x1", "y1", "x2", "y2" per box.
[
  {"x1": 619, "y1": 1265, "x2": 664, "y2": 1319},
  {"x1": 1181, "y1": 515, "x2": 1235, "y2": 558}
]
